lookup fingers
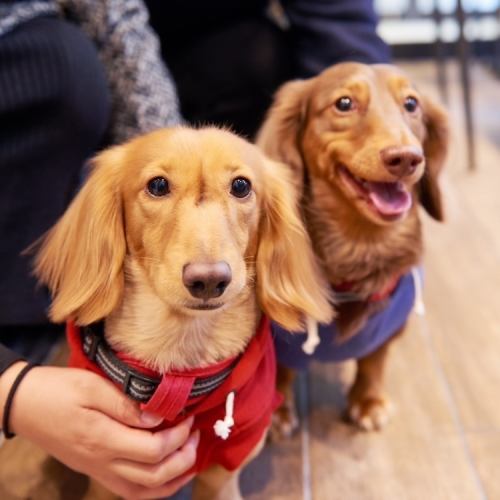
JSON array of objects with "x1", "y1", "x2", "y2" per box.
[
  {"x1": 93, "y1": 413, "x2": 195, "y2": 464},
  {"x1": 73, "y1": 370, "x2": 199, "y2": 498},
  {"x1": 76, "y1": 370, "x2": 163, "y2": 428},
  {"x1": 110, "y1": 430, "x2": 200, "y2": 487}
]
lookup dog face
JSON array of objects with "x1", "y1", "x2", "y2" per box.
[
  {"x1": 120, "y1": 128, "x2": 262, "y2": 316},
  {"x1": 35, "y1": 127, "x2": 332, "y2": 331},
  {"x1": 257, "y1": 63, "x2": 449, "y2": 225}
]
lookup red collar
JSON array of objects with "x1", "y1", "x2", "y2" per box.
[
  {"x1": 333, "y1": 274, "x2": 401, "y2": 303},
  {"x1": 67, "y1": 316, "x2": 282, "y2": 473},
  {"x1": 66, "y1": 316, "x2": 271, "y2": 421}
]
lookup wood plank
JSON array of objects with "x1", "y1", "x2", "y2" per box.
[
  {"x1": 424, "y1": 204, "x2": 500, "y2": 432},
  {"x1": 467, "y1": 433, "x2": 500, "y2": 500},
  {"x1": 415, "y1": 88, "x2": 500, "y2": 432},
  {"x1": 401, "y1": 62, "x2": 500, "y2": 499},
  {"x1": 242, "y1": 376, "x2": 305, "y2": 500},
  {"x1": 241, "y1": 435, "x2": 303, "y2": 500},
  {"x1": 308, "y1": 318, "x2": 484, "y2": 500}
]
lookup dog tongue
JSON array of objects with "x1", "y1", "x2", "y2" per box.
[{"x1": 366, "y1": 181, "x2": 412, "y2": 215}]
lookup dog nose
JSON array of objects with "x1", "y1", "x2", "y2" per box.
[
  {"x1": 183, "y1": 261, "x2": 232, "y2": 300},
  {"x1": 380, "y1": 146, "x2": 423, "y2": 177}
]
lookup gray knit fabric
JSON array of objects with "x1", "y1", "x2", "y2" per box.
[
  {"x1": 0, "y1": 0, "x2": 182, "y2": 143},
  {"x1": 0, "y1": 1, "x2": 59, "y2": 35}
]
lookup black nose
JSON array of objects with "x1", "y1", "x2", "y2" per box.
[
  {"x1": 380, "y1": 146, "x2": 424, "y2": 177},
  {"x1": 183, "y1": 261, "x2": 232, "y2": 300}
]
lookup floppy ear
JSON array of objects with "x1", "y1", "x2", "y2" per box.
[
  {"x1": 34, "y1": 146, "x2": 127, "y2": 324},
  {"x1": 256, "y1": 158, "x2": 334, "y2": 332},
  {"x1": 256, "y1": 79, "x2": 310, "y2": 186},
  {"x1": 419, "y1": 94, "x2": 449, "y2": 221}
]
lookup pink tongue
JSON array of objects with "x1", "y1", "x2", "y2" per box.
[{"x1": 366, "y1": 181, "x2": 412, "y2": 215}]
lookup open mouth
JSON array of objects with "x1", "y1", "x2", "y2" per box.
[{"x1": 338, "y1": 165, "x2": 412, "y2": 219}]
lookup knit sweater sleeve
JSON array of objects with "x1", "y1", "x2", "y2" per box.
[{"x1": 58, "y1": 0, "x2": 182, "y2": 143}]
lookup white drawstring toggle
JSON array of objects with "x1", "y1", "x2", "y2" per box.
[
  {"x1": 302, "y1": 316, "x2": 320, "y2": 355},
  {"x1": 214, "y1": 391, "x2": 235, "y2": 440},
  {"x1": 411, "y1": 267, "x2": 426, "y2": 316}
]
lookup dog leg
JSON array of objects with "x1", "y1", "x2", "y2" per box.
[
  {"x1": 192, "y1": 432, "x2": 267, "y2": 500},
  {"x1": 347, "y1": 327, "x2": 404, "y2": 431},
  {"x1": 268, "y1": 364, "x2": 298, "y2": 441},
  {"x1": 83, "y1": 479, "x2": 118, "y2": 500},
  {"x1": 192, "y1": 466, "x2": 242, "y2": 500}
]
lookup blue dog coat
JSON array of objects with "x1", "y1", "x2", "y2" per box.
[{"x1": 272, "y1": 270, "x2": 420, "y2": 370}]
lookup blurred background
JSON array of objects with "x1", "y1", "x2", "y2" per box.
[{"x1": 378, "y1": 0, "x2": 499, "y2": 167}]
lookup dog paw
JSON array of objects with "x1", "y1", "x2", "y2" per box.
[
  {"x1": 347, "y1": 396, "x2": 394, "y2": 431},
  {"x1": 269, "y1": 404, "x2": 299, "y2": 442}
]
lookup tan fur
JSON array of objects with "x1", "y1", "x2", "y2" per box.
[
  {"x1": 258, "y1": 63, "x2": 449, "y2": 432},
  {"x1": 34, "y1": 126, "x2": 332, "y2": 373},
  {"x1": 258, "y1": 62, "x2": 449, "y2": 306},
  {"x1": 33, "y1": 145, "x2": 127, "y2": 326},
  {"x1": 33, "y1": 126, "x2": 333, "y2": 498}
]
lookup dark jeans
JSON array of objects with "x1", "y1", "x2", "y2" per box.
[{"x1": 0, "y1": 16, "x2": 110, "y2": 359}]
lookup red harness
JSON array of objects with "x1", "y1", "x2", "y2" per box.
[
  {"x1": 333, "y1": 274, "x2": 401, "y2": 303},
  {"x1": 67, "y1": 317, "x2": 282, "y2": 472}
]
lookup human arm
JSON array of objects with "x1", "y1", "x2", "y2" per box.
[
  {"x1": 0, "y1": 363, "x2": 198, "y2": 499},
  {"x1": 282, "y1": 0, "x2": 391, "y2": 77},
  {"x1": 57, "y1": 0, "x2": 182, "y2": 143},
  {"x1": 0, "y1": 1, "x2": 59, "y2": 36}
]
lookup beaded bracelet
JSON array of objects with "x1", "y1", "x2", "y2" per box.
[{"x1": 2, "y1": 363, "x2": 37, "y2": 439}]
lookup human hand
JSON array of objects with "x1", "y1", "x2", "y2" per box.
[{"x1": 0, "y1": 363, "x2": 198, "y2": 499}]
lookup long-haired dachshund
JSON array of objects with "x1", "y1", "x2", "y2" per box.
[
  {"x1": 257, "y1": 63, "x2": 449, "y2": 435},
  {"x1": 34, "y1": 127, "x2": 332, "y2": 499}
]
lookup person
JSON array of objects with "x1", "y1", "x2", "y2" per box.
[
  {"x1": 0, "y1": 0, "x2": 389, "y2": 497},
  {"x1": 145, "y1": 0, "x2": 390, "y2": 138},
  {"x1": 0, "y1": 2, "x2": 195, "y2": 498}
]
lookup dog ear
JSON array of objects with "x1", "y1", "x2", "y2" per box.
[
  {"x1": 256, "y1": 80, "x2": 310, "y2": 188},
  {"x1": 419, "y1": 94, "x2": 449, "y2": 221},
  {"x1": 34, "y1": 146, "x2": 127, "y2": 324},
  {"x1": 256, "y1": 158, "x2": 333, "y2": 332}
]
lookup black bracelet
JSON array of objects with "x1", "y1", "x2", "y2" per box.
[{"x1": 2, "y1": 363, "x2": 37, "y2": 439}]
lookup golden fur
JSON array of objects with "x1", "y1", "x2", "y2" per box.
[
  {"x1": 34, "y1": 126, "x2": 332, "y2": 372},
  {"x1": 257, "y1": 63, "x2": 449, "y2": 432},
  {"x1": 33, "y1": 126, "x2": 333, "y2": 500}
]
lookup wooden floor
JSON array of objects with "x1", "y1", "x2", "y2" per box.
[{"x1": 1, "y1": 61, "x2": 499, "y2": 500}]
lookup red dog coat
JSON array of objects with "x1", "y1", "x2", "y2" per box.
[{"x1": 67, "y1": 316, "x2": 281, "y2": 472}]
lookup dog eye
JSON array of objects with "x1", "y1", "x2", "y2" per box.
[
  {"x1": 230, "y1": 177, "x2": 252, "y2": 198},
  {"x1": 335, "y1": 96, "x2": 354, "y2": 112},
  {"x1": 404, "y1": 96, "x2": 419, "y2": 113},
  {"x1": 147, "y1": 177, "x2": 170, "y2": 197}
]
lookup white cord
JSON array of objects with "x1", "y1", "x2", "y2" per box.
[
  {"x1": 302, "y1": 316, "x2": 320, "y2": 355},
  {"x1": 412, "y1": 267, "x2": 426, "y2": 316},
  {"x1": 213, "y1": 391, "x2": 235, "y2": 440}
]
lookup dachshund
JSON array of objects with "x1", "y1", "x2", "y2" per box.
[
  {"x1": 257, "y1": 63, "x2": 449, "y2": 436},
  {"x1": 34, "y1": 126, "x2": 332, "y2": 499}
]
